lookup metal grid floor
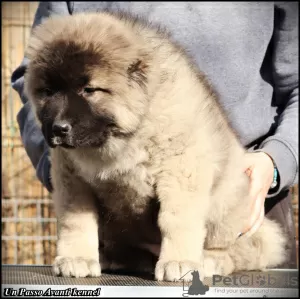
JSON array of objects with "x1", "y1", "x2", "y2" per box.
[
  {"x1": 1, "y1": 265, "x2": 298, "y2": 288},
  {"x1": 2, "y1": 265, "x2": 176, "y2": 286},
  {"x1": 2, "y1": 266, "x2": 299, "y2": 298}
]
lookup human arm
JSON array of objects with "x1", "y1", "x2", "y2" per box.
[
  {"x1": 241, "y1": 2, "x2": 298, "y2": 236},
  {"x1": 11, "y1": 2, "x2": 73, "y2": 192}
]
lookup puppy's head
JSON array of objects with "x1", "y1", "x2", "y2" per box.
[{"x1": 24, "y1": 13, "x2": 152, "y2": 149}]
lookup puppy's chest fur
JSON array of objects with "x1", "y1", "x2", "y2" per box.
[
  {"x1": 71, "y1": 144, "x2": 160, "y2": 236},
  {"x1": 92, "y1": 163, "x2": 156, "y2": 216},
  {"x1": 72, "y1": 145, "x2": 162, "y2": 246}
]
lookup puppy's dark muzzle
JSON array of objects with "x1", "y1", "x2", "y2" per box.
[
  {"x1": 41, "y1": 120, "x2": 73, "y2": 148},
  {"x1": 52, "y1": 121, "x2": 72, "y2": 137},
  {"x1": 42, "y1": 114, "x2": 117, "y2": 149},
  {"x1": 50, "y1": 121, "x2": 73, "y2": 147}
]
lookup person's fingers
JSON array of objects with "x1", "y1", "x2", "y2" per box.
[
  {"x1": 240, "y1": 193, "x2": 263, "y2": 235},
  {"x1": 240, "y1": 154, "x2": 269, "y2": 239},
  {"x1": 248, "y1": 167, "x2": 262, "y2": 197},
  {"x1": 243, "y1": 203, "x2": 265, "y2": 238},
  {"x1": 245, "y1": 167, "x2": 264, "y2": 226}
]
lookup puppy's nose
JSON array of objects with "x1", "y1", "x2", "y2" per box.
[{"x1": 52, "y1": 121, "x2": 72, "y2": 137}]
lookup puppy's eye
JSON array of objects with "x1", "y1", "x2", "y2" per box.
[
  {"x1": 83, "y1": 87, "x2": 111, "y2": 95},
  {"x1": 84, "y1": 87, "x2": 97, "y2": 94},
  {"x1": 38, "y1": 88, "x2": 55, "y2": 97}
]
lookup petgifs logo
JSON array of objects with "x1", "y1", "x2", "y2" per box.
[
  {"x1": 212, "y1": 272, "x2": 298, "y2": 288},
  {"x1": 180, "y1": 271, "x2": 298, "y2": 297}
]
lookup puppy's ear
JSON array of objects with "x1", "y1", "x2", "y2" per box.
[{"x1": 127, "y1": 59, "x2": 148, "y2": 90}]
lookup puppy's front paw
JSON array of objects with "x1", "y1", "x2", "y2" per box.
[
  {"x1": 155, "y1": 260, "x2": 203, "y2": 282},
  {"x1": 53, "y1": 256, "x2": 101, "y2": 278},
  {"x1": 203, "y1": 254, "x2": 234, "y2": 278}
]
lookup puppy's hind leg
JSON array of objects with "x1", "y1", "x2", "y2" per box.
[
  {"x1": 229, "y1": 217, "x2": 288, "y2": 272},
  {"x1": 205, "y1": 172, "x2": 252, "y2": 250},
  {"x1": 202, "y1": 217, "x2": 288, "y2": 278}
]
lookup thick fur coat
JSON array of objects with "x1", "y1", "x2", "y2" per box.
[{"x1": 24, "y1": 11, "x2": 287, "y2": 281}]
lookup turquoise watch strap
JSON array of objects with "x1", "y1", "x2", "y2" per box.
[{"x1": 270, "y1": 165, "x2": 278, "y2": 189}]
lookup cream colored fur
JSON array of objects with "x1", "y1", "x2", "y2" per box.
[{"x1": 24, "y1": 12, "x2": 287, "y2": 281}]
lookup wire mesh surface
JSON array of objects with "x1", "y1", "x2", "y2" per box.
[
  {"x1": 2, "y1": 266, "x2": 299, "y2": 288},
  {"x1": 2, "y1": 265, "x2": 181, "y2": 286}
]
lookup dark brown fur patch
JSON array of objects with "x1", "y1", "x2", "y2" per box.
[
  {"x1": 30, "y1": 40, "x2": 107, "y2": 93},
  {"x1": 127, "y1": 59, "x2": 148, "y2": 90}
]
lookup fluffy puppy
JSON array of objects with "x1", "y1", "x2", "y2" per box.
[{"x1": 24, "y1": 11, "x2": 287, "y2": 281}]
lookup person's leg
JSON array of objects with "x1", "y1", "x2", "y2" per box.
[{"x1": 265, "y1": 189, "x2": 297, "y2": 269}]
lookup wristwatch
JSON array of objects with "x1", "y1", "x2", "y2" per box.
[
  {"x1": 270, "y1": 164, "x2": 278, "y2": 189},
  {"x1": 255, "y1": 151, "x2": 279, "y2": 191}
]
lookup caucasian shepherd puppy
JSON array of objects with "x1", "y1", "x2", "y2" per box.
[{"x1": 24, "y1": 11, "x2": 287, "y2": 281}]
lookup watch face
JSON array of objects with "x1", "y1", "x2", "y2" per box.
[{"x1": 270, "y1": 167, "x2": 278, "y2": 189}]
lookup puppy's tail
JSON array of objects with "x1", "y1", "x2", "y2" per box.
[{"x1": 229, "y1": 217, "x2": 288, "y2": 271}]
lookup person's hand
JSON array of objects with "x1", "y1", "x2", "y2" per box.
[{"x1": 239, "y1": 152, "x2": 275, "y2": 238}]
